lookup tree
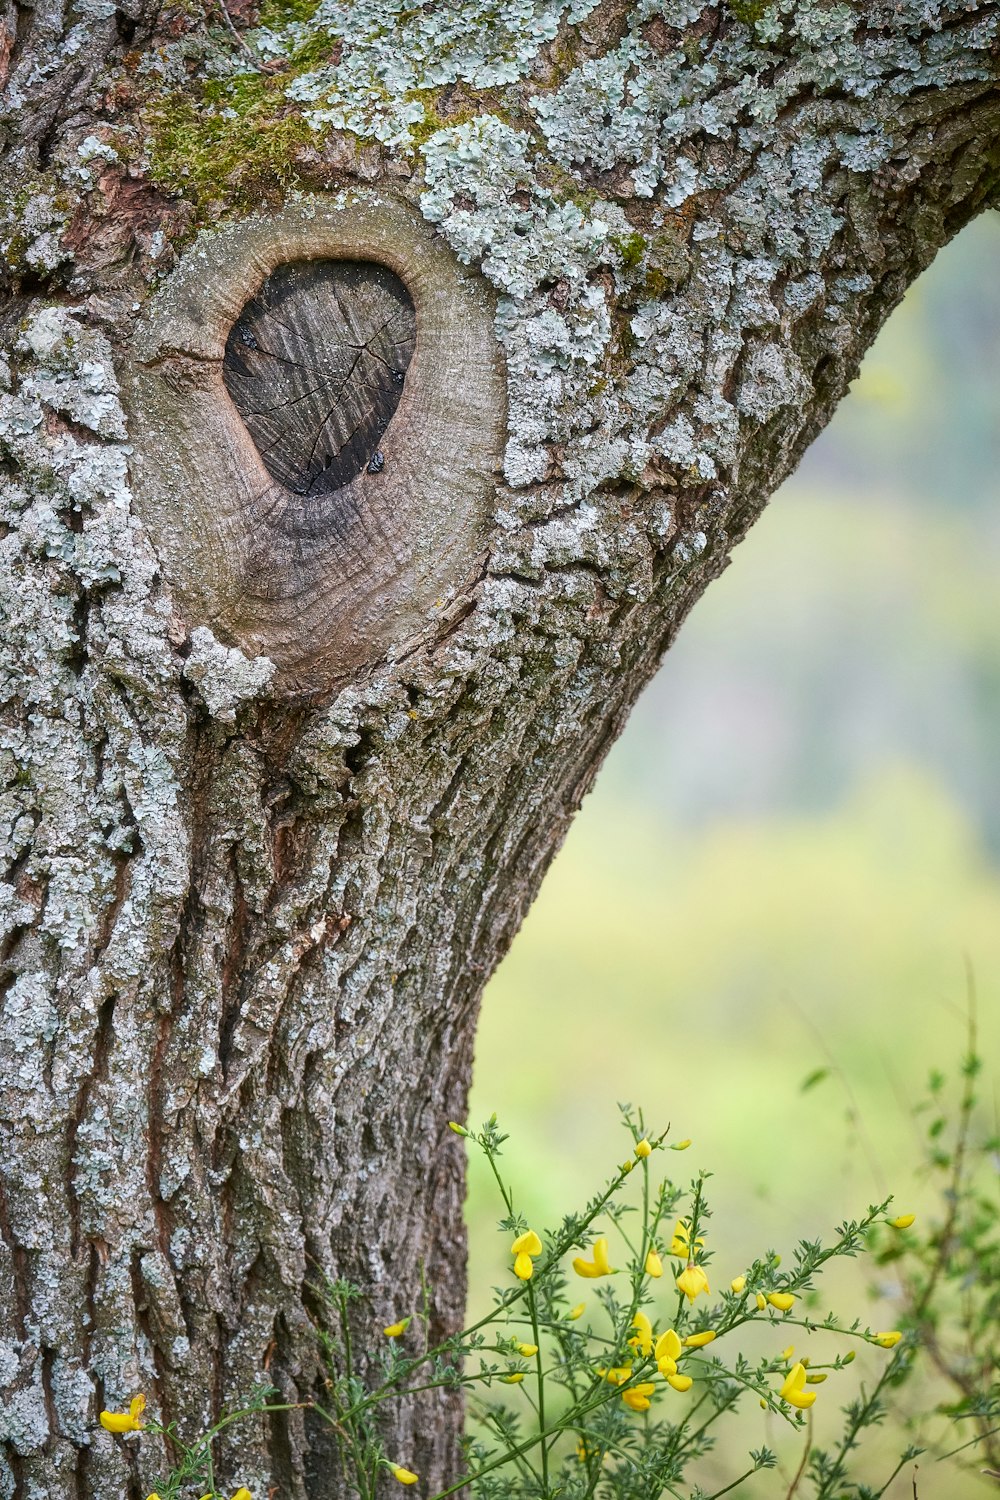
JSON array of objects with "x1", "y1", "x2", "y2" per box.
[{"x1": 0, "y1": 0, "x2": 998, "y2": 1493}]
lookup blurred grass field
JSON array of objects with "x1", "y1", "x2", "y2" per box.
[{"x1": 465, "y1": 212, "x2": 1000, "y2": 1494}]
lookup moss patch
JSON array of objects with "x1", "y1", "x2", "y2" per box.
[{"x1": 144, "y1": 72, "x2": 317, "y2": 210}]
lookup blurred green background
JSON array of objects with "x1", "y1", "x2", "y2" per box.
[{"x1": 464, "y1": 211, "x2": 1000, "y2": 1494}]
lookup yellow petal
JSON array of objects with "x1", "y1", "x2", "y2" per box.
[
  {"x1": 666, "y1": 1373, "x2": 693, "y2": 1393},
  {"x1": 779, "y1": 1362, "x2": 812, "y2": 1406},
  {"x1": 671, "y1": 1138, "x2": 692, "y2": 1151},
  {"x1": 782, "y1": 1345, "x2": 795, "y2": 1361},
  {"x1": 634, "y1": 1139, "x2": 652, "y2": 1159},
  {"x1": 500, "y1": 1371, "x2": 525, "y2": 1383},
  {"x1": 682, "y1": 1330, "x2": 716, "y2": 1348},
  {"x1": 645, "y1": 1248, "x2": 663, "y2": 1279},
  {"x1": 99, "y1": 1410, "x2": 142, "y2": 1434},
  {"x1": 513, "y1": 1251, "x2": 534, "y2": 1281},
  {"x1": 875, "y1": 1331, "x2": 902, "y2": 1348},
  {"x1": 767, "y1": 1293, "x2": 795, "y2": 1312},
  {"x1": 389, "y1": 1464, "x2": 419, "y2": 1485},
  {"x1": 889, "y1": 1214, "x2": 915, "y2": 1230},
  {"x1": 383, "y1": 1318, "x2": 411, "y2": 1338},
  {"x1": 730, "y1": 1275, "x2": 746, "y2": 1294},
  {"x1": 599, "y1": 1364, "x2": 633, "y2": 1385},
  {"x1": 568, "y1": 1302, "x2": 585, "y2": 1320},
  {"x1": 655, "y1": 1329, "x2": 682, "y2": 1362},
  {"x1": 755, "y1": 1293, "x2": 766, "y2": 1311},
  {"x1": 592, "y1": 1237, "x2": 613, "y2": 1275},
  {"x1": 231, "y1": 1491, "x2": 253, "y2": 1500},
  {"x1": 676, "y1": 1264, "x2": 710, "y2": 1302},
  {"x1": 129, "y1": 1395, "x2": 146, "y2": 1421},
  {"x1": 806, "y1": 1373, "x2": 827, "y2": 1384},
  {"x1": 657, "y1": 1356, "x2": 677, "y2": 1377},
  {"x1": 630, "y1": 1312, "x2": 654, "y2": 1356},
  {"x1": 517, "y1": 1343, "x2": 538, "y2": 1357},
  {"x1": 512, "y1": 1229, "x2": 542, "y2": 1257}
]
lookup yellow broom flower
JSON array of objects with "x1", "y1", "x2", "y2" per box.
[
  {"x1": 99, "y1": 1395, "x2": 145, "y2": 1434},
  {"x1": 779, "y1": 1362, "x2": 817, "y2": 1410},
  {"x1": 573, "y1": 1236, "x2": 614, "y2": 1279},
  {"x1": 676, "y1": 1263, "x2": 710, "y2": 1302},
  {"x1": 682, "y1": 1330, "x2": 716, "y2": 1348},
  {"x1": 388, "y1": 1463, "x2": 419, "y2": 1485},
  {"x1": 621, "y1": 1382, "x2": 656, "y2": 1413},
  {"x1": 629, "y1": 1311, "x2": 654, "y2": 1357}
]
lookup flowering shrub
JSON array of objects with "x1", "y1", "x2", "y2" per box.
[
  {"x1": 310, "y1": 1108, "x2": 909, "y2": 1498},
  {"x1": 99, "y1": 1051, "x2": 998, "y2": 1499}
]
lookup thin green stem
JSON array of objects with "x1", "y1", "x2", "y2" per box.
[{"x1": 527, "y1": 1280, "x2": 550, "y2": 1497}]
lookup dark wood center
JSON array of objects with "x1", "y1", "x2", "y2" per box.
[{"x1": 222, "y1": 259, "x2": 417, "y2": 497}]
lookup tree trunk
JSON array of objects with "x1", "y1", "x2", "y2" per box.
[{"x1": 0, "y1": 0, "x2": 998, "y2": 1494}]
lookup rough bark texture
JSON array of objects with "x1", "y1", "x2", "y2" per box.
[{"x1": 0, "y1": 1, "x2": 998, "y2": 1496}]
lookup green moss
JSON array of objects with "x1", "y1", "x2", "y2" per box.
[
  {"x1": 727, "y1": 0, "x2": 768, "y2": 24},
  {"x1": 258, "y1": 0, "x2": 320, "y2": 25},
  {"x1": 611, "y1": 231, "x2": 647, "y2": 269},
  {"x1": 144, "y1": 72, "x2": 316, "y2": 209}
]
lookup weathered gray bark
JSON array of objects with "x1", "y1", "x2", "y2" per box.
[{"x1": 0, "y1": 0, "x2": 998, "y2": 1495}]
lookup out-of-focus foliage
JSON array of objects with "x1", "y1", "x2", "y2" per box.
[{"x1": 469, "y1": 213, "x2": 1000, "y2": 1497}]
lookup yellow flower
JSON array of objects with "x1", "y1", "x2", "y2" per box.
[
  {"x1": 682, "y1": 1330, "x2": 716, "y2": 1348},
  {"x1": 512, "y1": 1229, "x2": 542, "y2": 1280},
  {"x1": 782, "y1": 1345, "x2": 795, "y2": 1361},
  {"x1": 598, "y1": 1364, "x2": 633, "y2": 1385},
  {"x1": 655, "y1": 1329, "x2": 682, "y2": 1376},
  {"x1": 621, "y1": 1382, "x2": 656, "y2": 1413},
  {"x1": 517, "y1": 1343, "x2": 538, "y2": 1357},
  {"x1": 634, "y1": 1139, "x2": 652, "y2": 1159},
  {"x1": 676, "y1": 1263, "x2": 710, "y2": 1302},
  {"x1": 388, "y1": 1463, "x2": 419, "y2": 1485},
  {"x1": 889, "y1": 1214, "x2": 915, "y2": 1230},
  {"x1": 576, "y1": 1437, "x2": 599, "y2": 1461},
  {"x1": 767, "y1": 1293, "x2": 795, "y2": 1312},
  {"x1": 779, "y1": 1362, "x2": 817, "y2": 1410},
  {"x1": 231, "y1": 1491, "x2": 253, "y2": 1500},
  {"x1": 666, "y1": 1372, "x2": 693, "y2": 1393},
  {"x1": 755, "y1": 1293, "x2": 766, "y2": 1311},
  {"x1": 384, "y1": 1317, "x2": 412, "y2": 1338},
  {"x1": 568, "y1": 1302, "x2": 585, "y2": 1320},
  {"x1": 806, "y1": 1372, "x2": 827, "y2": 1384},
  {"x1": 629, "y1": 1311, "x2": 654, "y2": 1357},
  {"x1": 875, "y1": 1331, "x2": 902, "y2": 1348},
  {"x1": 668, "y1": 1218, "x2": 705, "y2": 1258},
  {"x1": 99, "y1": 1395, "x2": 145, "y2": 1434},
  {"x1": 671, "y1": 1138, "x2": 692, "y2": 1151},
  {"x1": 655, "y1": 1329, "x2": 682, "y2": 1363},
  {"x1": 500, "y1": 1371, "x2": 525, "y2": 1383},
  {"x1": 573, "y1": 1236, "x2": 614, "y2": 1279},
  {"x1": 644, "y1": 1247, "x2": 663, "y2": 1279},
  {"x1": 730, "y1": 1275, "x2": 747, "y2": 1294},
  {"x1": 146, "y1": 1495, "x2": 162, "y2": 1500}
]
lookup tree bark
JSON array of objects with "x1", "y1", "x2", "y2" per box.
[{"x1": 0, "y1": 0, "x2": 998, "y2": 1495}]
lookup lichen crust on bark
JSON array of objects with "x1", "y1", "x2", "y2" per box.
[{"x1": 121, "y1": 191, "x2": 506, "y2": 693}]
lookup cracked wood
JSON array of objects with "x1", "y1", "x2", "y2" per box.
[{"x1": 222, "y1": 260, "x2": 416, "y2": 499}]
